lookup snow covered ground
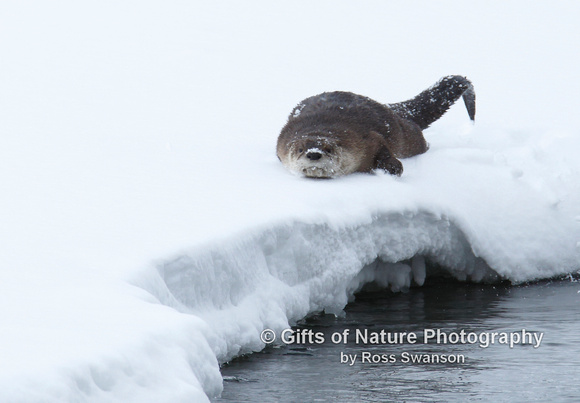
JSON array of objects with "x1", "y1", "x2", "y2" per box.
[{"x1": 1, "y1": 1, "x2": 580, "y2": 401}]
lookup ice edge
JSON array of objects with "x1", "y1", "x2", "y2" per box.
[{"x1": 133, "y1": 209, "x2": 580, "y2": 399}]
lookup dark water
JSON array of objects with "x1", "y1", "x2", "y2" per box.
[{"x1": 216, "y1": 278, "x2": 580, "y2": 402}]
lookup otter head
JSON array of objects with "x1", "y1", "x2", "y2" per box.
[{"x1": 278, "y1": 135, "x2": 358, "y2": 178}]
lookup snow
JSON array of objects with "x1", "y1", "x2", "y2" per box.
[
  {"x1": 306, "y1": 148, "x2": 323, "y2": 154},
  {"x1": 1, "y1": 1, "x2": 580, "y2": 402}
]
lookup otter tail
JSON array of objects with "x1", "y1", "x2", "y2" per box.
[{"x1": 389, "y1": 75, "x2": 475, "y2": 130}]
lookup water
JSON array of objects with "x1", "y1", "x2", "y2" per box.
[{"x1": 216, "y1": 278, "x2": 580, "y2": 402}]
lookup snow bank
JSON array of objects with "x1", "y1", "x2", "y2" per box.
[{"x1": 137, "y1": 124, "x2": 580, "y2": 400}]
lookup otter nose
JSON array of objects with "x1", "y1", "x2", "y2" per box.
[{"x1": 306, "y1": 151, "x2": 322, "y2": 161}]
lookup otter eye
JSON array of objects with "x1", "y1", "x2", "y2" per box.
[
  {"x1": 298, "y1": 148, "x2": 303, "y2": 153},
  {"x1": 324, "y1": 148, "x2": 331, "y2": 153}
]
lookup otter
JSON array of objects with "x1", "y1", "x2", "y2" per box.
[{"x1": 276, "y1": 75, "x2": 475, "y2": 178}]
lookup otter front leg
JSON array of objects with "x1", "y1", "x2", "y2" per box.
[{"x1": 374, "y1": 144, "x2": 403, "y2": 176}]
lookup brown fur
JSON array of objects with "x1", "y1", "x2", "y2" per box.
[{"x1": 276, "y1": 75, "x2": 475, "y2": 178}]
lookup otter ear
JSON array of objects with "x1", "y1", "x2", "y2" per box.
[{"x1": 374, "y1": 145, "x2": 403, "y2": 176}]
